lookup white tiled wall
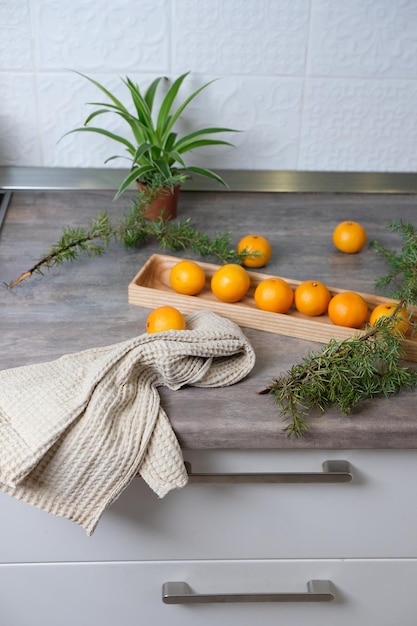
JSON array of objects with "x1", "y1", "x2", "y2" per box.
[{"x1": 1, "y1": 0, "x2": 416, "y2": 173}]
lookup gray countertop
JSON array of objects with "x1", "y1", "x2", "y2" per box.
[{"x1": 1, "y1": 186, "x2": 417, "y2": 449}]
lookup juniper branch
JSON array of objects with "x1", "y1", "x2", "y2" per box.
[
  {"x1": 7, "y1": 212, "x2": 115, "y2": 287},
  {"x1": 260, "y1": 318, "x2": 417, "y2": 438},
  {"x1": 371, "y1": 219, "x2": 417, "y2": 305},
  {"x1": 7, "y1": 201, "x2": 245, "y2": 287},
  {"x1": 120, "y1": 195, "x2": 242, "y2": 262}
]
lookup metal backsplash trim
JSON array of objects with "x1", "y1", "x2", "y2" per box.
[
  {"x1": 0, "y1": 190, "x2": 12, "y2": 231},
  {"x1": 0, "y1": 166, "x2": 416, "y2": 194}
]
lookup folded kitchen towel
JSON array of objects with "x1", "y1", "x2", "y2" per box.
[{"x1": 0, "y1": 311, "x2": 255, "y2": 535}]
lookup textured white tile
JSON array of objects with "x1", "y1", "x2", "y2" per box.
[
  {"x1": 172, "y1": 0, "x2": 310, "y2": 75},
  {"x1": 0, "y1": 74, "x2": 40, "y2": 165},
  {"x1": 37, "y1": 72, "x2": 303, "y2": 171},
  {"x1": 32, "y1": 0, "x2": 170, "y2": 72},
  {"x1": 299, "y1": 78, "x2": 417, "y2": 172},
  {"x1": 37, "y1": 72, "x2": 160, "y2": 167},
  {"x1": 176, "y1": 76, "x2": 304, "y2": 170},
  {"x1": 2, "y1": 0, "x2": 417, "y2": 172},
  {"x1": 309, "y1": 0, "x2": 417, "y2": 78},
  {"x1": 0, "y1": 0, "x2": 33, "y2": 70}
]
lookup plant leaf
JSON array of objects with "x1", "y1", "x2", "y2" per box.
[
  {"x1": 83, "y1": 108, "x2": 115, "y2": 125},
  {"x1": 186, "y1": 166, "x2": 229, "y2": 188},
  {"x1": 167, "y1": 150, "x2": 186, "y2": 167},
  {"x1": 154, "y1": 159, "x2": 172, "y2": 179},
  {"x1": 123, "y1": 77, "x2": 154, "y2": 129},
  {"x1": 144, "y1": 76, "x2": 166, "y2": 112},
  {"x1": 72, "y1": 71, "x2": 129, "y2": 113},
  {"x1": 156, "y1": 72, "x2": 189, "y2": 139},
  {"x1": 115, "y1": 166, "x2": 153, "y2": 199},
  {"x1": 162, "y1": 78, "x2": 219, "y2": 140},
  {"x1": 61, "y1": 126, "x2": 135, "y2": 154},
  {"x1": 176, "y1": 138, "x2": 234, "y2": 154},
  {"x1": 132, "y1": 142, "x2": 153, "y2": 163},
  {"x1": 164, "y1": 131, "x2": 177, "y2": 153},
  {"x1": 173, "y1": 126, "x2": 238, "y2": 150}
]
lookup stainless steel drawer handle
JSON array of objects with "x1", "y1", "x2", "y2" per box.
[
  {"x1": 162, "y1": 580, "x2": 335, "y2": 604},
  {"x1": 185, "y1": 460, "x2": 352, "y2": 484}
]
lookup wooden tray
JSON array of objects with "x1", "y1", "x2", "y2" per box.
[{"x1": 128, "y1": 254, "x2": 417, "y2": 362}]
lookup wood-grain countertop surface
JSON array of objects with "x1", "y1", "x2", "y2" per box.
[{"x1": 1, "y1": 189, "x2": 417, "y2": 449}]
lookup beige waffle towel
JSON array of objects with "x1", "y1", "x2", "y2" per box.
[{"x1": 0, "y1": 311, "x2": 255, "y2": 535}]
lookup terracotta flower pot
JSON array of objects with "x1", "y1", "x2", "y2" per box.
[{"x1": 136, "y1": 182, "x2": 180, "y2": 221}]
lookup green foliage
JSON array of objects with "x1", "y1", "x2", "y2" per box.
[
  {"x1": 61, "y1": 71, "x2": 238, "y2": 198},
  {"x1": 7, "y1": 213, "x2": 115, "y2": 286},
  {"x1": 121, "y1": 194, "x2": 241, "y2": 263},
  {"x1": 47, "y1": 213, "x2": 115, "y2": 263},
  {"x1": 371, "y1": 219, "x2": 417, "y2": 306},
  {"x1": 262, "y1": 322, "x2": 417, "y2": 438},
  {"x1": 7, "y1": 197, "x2": 246, "y2": 287}
]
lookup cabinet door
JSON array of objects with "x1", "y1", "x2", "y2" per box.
[
  {"x1": 0, "y1": 559, "x2": 417, "y2": 626},
  {"x1": 1, "y1": 449, "x2": 417, "y2": 563}
]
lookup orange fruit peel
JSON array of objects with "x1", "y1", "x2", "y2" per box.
[
  {"x1": 294, "y1": 280, "x2": 331, "y2": 316},
  {"x1": 254, "y1": 277, "x2": 293, "y2": 313},
  {"x1": 333, "y1": 221, "x2": 367, "y2": 254},
  {"x1": 237, "y1": 234, "x2": 272, "y2": 268},
  {"x1": 169, "y1": 259, "x2": 206, "y2": 296},
  {"x1": 369, "y1": 303, "x2": 410, "y2": 336},
  {"x1": 328, "y1": 291, "x2": 368, "y2": 328},
  {"x1": 146, "y1": 305, "x2": 186, "y2": 333},
  {"x1": 211, "y1": 263, "x2": 251, "y2": 303}
]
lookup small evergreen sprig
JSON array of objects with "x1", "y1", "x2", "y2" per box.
[
  {"x1": 7, "y1": 212, "x2": 115, "y2": 287},
  {"x1": 121, "y1": 196, "x2": 240, "y2": 261},
  {"x1": 260, "y1": 318, "x2": 417, "y2": 438},
  {"x1": 371, "y1": 219, "x2": 417, "y2": 306},
  {"x1": 6, "y1": 198, "x2": 245, "y2": 288}
]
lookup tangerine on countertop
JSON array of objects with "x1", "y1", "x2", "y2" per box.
[
  {"x1": 333, "y1": 221, "x2": 367, "y2": 254},
  {"x1": 169, "y1": 259, "x2": 206, "y2": 295},
  {"x1": 328, "y1": 291, "x2": 368, "y2": 328},
  {"x1": 294, "y1": 280, "x2": 331, "y2": 316},
  {"x1": 211, "y1": 263, "x2": 251, "y2": 303},
  {"x1": 254, "y1": 277, "x2": 293, "y2": 313},
  {"x1": 237, "y1": 234, "x2": 272, "y2": 268},
  {"x1": 369, "y1": 303, "x2": 410, "y2": 336},
  {"x1": 146, "y1": 305, "x2": 186, "y2": 333}
]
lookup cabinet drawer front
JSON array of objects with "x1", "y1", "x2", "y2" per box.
[
  {"x1": 1, "y1": 559, "x2": 417, "y2": 626},
  {"x1": 1, "y1": 449, "x2": 416, "y2": 562}
]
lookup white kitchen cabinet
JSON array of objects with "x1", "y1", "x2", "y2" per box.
[
  {"x1": 1, "y1": 449, "x2": 416, "y2": 561},
  {"x1": 1, "y1": 449, "x2": 417, "y2": 625},
  {"x1": 0, "y1": 559, "x2": 416, "y2": 626}
]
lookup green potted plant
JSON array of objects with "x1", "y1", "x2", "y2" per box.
[{"x1": 62, "y1": 71, "x2": 237, "y2": 219}]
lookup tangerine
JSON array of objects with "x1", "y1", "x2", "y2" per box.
[
  {"x1": 237, "y1": 234, "x2": 272, "y2": 268},
  {"x1": 333, "y1": 221, "x2": 367, "y2": 254},
  {"x1": 294, "y1": 280, "x2": 331, "y2": 316},
  {"x1": 169, "y1": 259, "x2": 206, "y2": 295},
  {"x1": 328, "y1": 291, "x2": 368, "y2": 328},
  {"x1": 254, "y1": 277, "x2": 293, "y2": 313},
  {"x1": 211, "y1": 264, "x2": 250, "y2": 303},
  {"x1": 369, "y1": 303, "x2": 410, "y2": 336},
  {"x1": 146, "y1": 305, "x2": 186, "y2": 334}
]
